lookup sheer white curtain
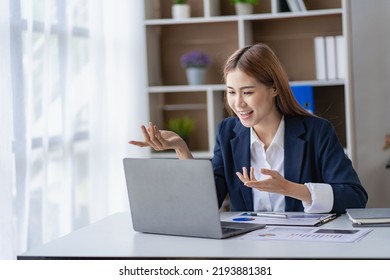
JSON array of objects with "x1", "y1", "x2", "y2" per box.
[
  {"x1": 88, "y1": 0, "x2": 149, "y2": 222},
  {"x1": 0, "y1": 0, "x2": 16, "y2": 260},
  {"x1": 0, "y1": 0, "x2": 148, "y2": 259}
]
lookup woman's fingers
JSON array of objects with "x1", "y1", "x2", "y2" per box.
[
  {"x1": 250, "y1": 166, "x2": 255, "y2": 180},
  {"x1": 148, "y1": 123, "x2": 157, "y2": 141},
  {"x1": 129, "y1": 122, "x2": 179, "y2": 151},
  {"x1": 128, "y1": 140, "x2": 149, "y2": 148},
  {"x1": 235, "y1": 167, "x2": 252, "y2": 185},
  {"x1": 141, "y1": 125, "x2": 151, "y2": 141},
  {"x1": 242, "y1": 166, "x2": 248, "y2": 178},
  {"x1": 260, "y1": 168, "x2": 276, "y2": 177}
]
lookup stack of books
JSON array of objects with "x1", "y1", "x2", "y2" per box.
[
  {"x1": 346, "y1": 208, "x2": 390, "y2": 227},
  {"x1": 314, "y1": 35, "x2": 346, "y2": 81},
  {"x1": 273, "y1": 0, "x2": 306, "y2": 13}
]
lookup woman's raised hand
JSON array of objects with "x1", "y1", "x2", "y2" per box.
[{"x1": 129, "y1": 122, "x2": 193, "y2": 159}]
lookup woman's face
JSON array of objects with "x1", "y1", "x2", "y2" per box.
[{"x1": 226, "y1": 69, "x2": 278, "y2": 129}]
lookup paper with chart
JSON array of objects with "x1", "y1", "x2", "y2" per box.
[{"x1": 239, "y1": 226, "x2": 372, "y2": 243}]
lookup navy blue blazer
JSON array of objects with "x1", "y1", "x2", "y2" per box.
[{"x1": 211, "y1": 115, "x2": 368, "y2": 214}]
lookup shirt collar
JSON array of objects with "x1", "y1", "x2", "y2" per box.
[{"x1": 250, "y1": 115, "x2": 285, "y2": 149}]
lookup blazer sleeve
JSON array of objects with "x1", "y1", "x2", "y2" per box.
[
  {"x1": 315, "y1": 119, "x2": 368, "y2": 213},
  {"x1": 212, "y1": 120, "x2": 229, "y2": 208}
]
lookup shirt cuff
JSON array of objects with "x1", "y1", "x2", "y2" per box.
[{"x1": 302, "y1": 183, "x2": 334, "y2": 213}]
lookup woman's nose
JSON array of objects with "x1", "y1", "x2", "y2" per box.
[{"x1": 235, "y1": 94, "x2": 245, "y2": 107}]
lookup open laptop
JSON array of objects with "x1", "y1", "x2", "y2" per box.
[{"x1": 123, "y1": 158, "x2": 265, "y2": 239}]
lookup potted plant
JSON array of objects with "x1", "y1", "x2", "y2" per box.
[
  {"x1": 230, "y1": 0, "x2": 258, "y2": 15},
  {"x1": 180, "y1": 50, "x2": 211, "y2": 85},
  {"x1": 172, "y1": 0, "x2": 190, "y2": 19},
  {"x1": 168, "y1": 116, "x2": 195, "y2": 144}
]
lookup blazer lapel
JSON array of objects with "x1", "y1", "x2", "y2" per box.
[
  {"x1": 231, "y1": 122, "x2": 253, "y2": 210},
  {"x1": 284, "y1": 116, "x2": 306, "y2": 210}
]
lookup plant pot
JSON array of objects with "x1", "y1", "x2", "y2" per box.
[
  {"x1": 235, "y1": 3, "x2": 254, "y2": 15},
  {"x1": 172, "y1": 4, "x2": 190, "y2": 19},
  {"x1": 186, "y1": 67, "x2": 206, "y2": 85}
]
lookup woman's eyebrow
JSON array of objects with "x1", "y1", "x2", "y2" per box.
[{"x1": 226, "y1": 86, "x2": 256, "y2": 90}]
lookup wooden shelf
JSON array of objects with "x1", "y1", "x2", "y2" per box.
[{"x1": 145, "y1": 8, "x2": 343, "y2": 25}]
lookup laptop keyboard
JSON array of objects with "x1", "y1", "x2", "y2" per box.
[{"x1": 222, "y1": 227, "x2": 240, "y2": 234}]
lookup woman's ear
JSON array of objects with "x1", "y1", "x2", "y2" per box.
[{"x1": 272, "y1": 85, "x2": 277, "y2": 96}]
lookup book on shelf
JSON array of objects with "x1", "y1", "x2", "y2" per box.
[
  {"x1": 283, "y1": 0, "x2": 306, "y2": 12},
  {"x1": 295, "y1": 0, "x2": 307, "y2": 12},
  {"x1": 271, "y1": 0, "x2": 280, "y2": 13},
  {"x1": 291, "y1": 85, "x2": 314, "y2": 113},
  {"x1": 346, "y1": 208, "x2": 390, "y2": 227},
  {"x1": 335, "y1": 35, "x2": 346, "y2": 79},
  {"x1": 286, "y1": 0, "x2": 300, "y2": 12},
  {"x1": 272, "y1": 0, "x2": 290, "y2": 13},
  {"x1": 325, "y1": 36, "x2": 337, "y2": 80},
  {"x1": 314, "y1": 36, "x2": 327, "y2": 80}
]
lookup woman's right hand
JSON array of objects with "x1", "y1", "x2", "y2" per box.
[{"x1": 129, "y1": 122, "x2": 193, "y2": 159}]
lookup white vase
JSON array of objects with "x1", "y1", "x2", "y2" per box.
[
  {"x1": 235, "y1": 3, "x2": 254, "y2": 15},
  {"x1": 172, "y1": 4, "x2": 190, "y2": 19},
  {"x1": 186, "y1": 67, "x2": 206, "y2": 85}
]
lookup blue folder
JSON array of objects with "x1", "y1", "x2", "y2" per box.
[{"x1": 291, "y1": 85, "x2": 315, "y2": 113}]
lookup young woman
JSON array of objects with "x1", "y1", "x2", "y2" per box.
[{"x1": 129, "y1": 43, "x2": 368, "y2": 214}]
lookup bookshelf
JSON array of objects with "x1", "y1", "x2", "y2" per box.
[{"x1": 143, "y1": 0, "x2": 355, "y2": 161}]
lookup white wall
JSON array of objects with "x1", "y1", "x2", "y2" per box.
[{"x1": 350, "y1": 0, "x2": 390, "y2": 207}]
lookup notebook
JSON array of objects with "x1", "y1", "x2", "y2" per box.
[
  {"x1": 346, "y1": 208, "x2": 390, "y2": 227},
  {"x1": 123, "y1": 158, "x2": 265, "y2": 239}
]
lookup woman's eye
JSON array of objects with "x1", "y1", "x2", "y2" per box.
[
  {"x1": 228, "y1": 91, "x2": 235, "y2": 95},
  {"x1": 243, "y1": 91, "x2": 253, "y2": 95}
]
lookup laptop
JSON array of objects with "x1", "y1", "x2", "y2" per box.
[{"x1": 123, "y1": 158, "x2": 265, "y2": 239}]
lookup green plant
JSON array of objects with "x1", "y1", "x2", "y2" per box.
[
  {"x1": 168, "y1": 116, "x2": 195, "y2": 141},
  {"x1": 230, "y1": 0, "x2": 258, "y2": 4},
  {"x1": 174, "y1": 0, "x2": 187, "y2": 4}
]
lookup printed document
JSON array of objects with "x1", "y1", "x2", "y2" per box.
[{"x1": 240, "y1": 226, "x2": 372, "y2": 243}]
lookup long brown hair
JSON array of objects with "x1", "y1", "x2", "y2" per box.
[{"x1": 223, "y1": 43, "x2": 311, "y2": 116}]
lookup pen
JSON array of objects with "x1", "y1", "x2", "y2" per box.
[
  {"x1": 319, "y1": 214, "x2": 336, "y2": 224},
  {"x1": 244, "y1": 212, "x2": 288, "y2": 219}
]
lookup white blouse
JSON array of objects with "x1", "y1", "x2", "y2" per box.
[{"x1": 250, "y1": 116, "x2": 334, "y2": 213}]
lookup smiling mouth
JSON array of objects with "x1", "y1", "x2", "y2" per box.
[{"x1": 238, "y1": 110, "x2": 253, "y2": 117}]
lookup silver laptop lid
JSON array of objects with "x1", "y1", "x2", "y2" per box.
[{"x1": 123, "y1": 158, "x2": 224, "y2": 238}]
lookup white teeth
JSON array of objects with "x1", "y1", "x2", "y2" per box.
[{"x1": 239, "y1": 111, "x2": 252, "y2": 115}]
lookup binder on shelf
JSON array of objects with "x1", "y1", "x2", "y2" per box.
[
  {"x1": 325, "y1": 36, "x2": 337, "y2": 80},
  {"x1": 335, "y1": 35, "x2": 346, "y2": 79},
  {"x1": 272, "y1": 0, "x2": 290, "y2": 13},
  {"x1": 286, "y1": 0, "x2": 300, "y2": 12},
  {"x1": 295, "y1": 0, "x2": 307, "y2": 11},
  {"x1": 314, "y1": 36, "x2": 327, "y2": 80},
  {"x1": 291, "y1": 85, "x2": 314, "y2": 113},
  {"x1": 271, "y1": 0, "x2": 280, "y2": 13}
]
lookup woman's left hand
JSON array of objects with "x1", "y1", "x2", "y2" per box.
[
  {"x1": 236, "y1": 166, "x2": 312, "y2": 203},
  {"x1": 236, "y1": 167, "x2": 289, "y2": 195}
]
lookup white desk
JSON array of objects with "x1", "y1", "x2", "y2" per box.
[{"x1": 18, "y1": 212, "x2": 390, "y2": 259}]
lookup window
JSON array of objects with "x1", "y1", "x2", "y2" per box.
[
  {"x1": 11, "y1": 0, "x2": 91, "y2": 248},
  {"x1": 4, "y1": 0, "x2": 144, "y2": 257}
]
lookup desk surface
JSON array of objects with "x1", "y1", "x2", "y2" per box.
[{"x1": 18, "y1": 212, "x2": 390, "y2": 259}]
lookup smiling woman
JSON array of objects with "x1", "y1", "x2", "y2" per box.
[{"x1": 129, "y1": 43, "x2": 368, "y2": 216}]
